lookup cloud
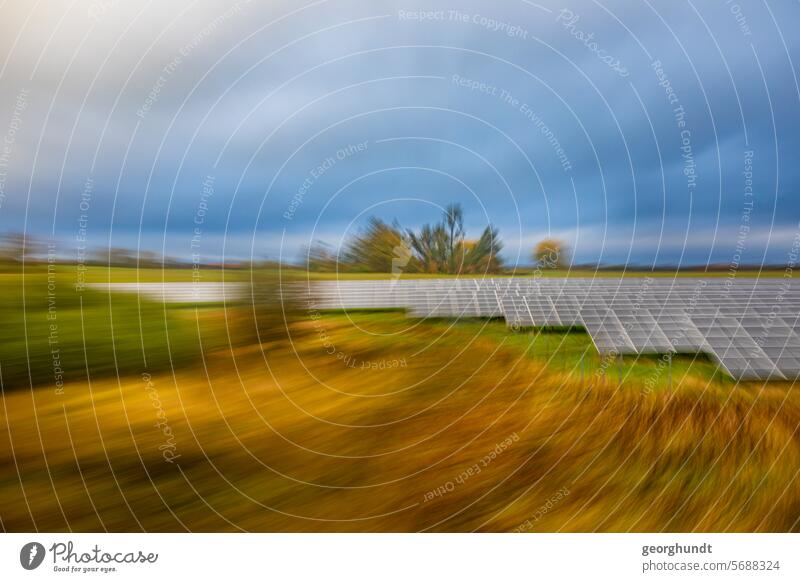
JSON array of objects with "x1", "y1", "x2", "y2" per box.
[{"x1": 1, "y1": 0, "x2": 798, "y2": 267}]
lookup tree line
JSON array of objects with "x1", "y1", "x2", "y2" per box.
[
  {"x1": 306, "y1": 203, "x2": 502, "y2": 274},
  {"x1": 305, "y1": 203, "x2": 568, "y2": 274}
]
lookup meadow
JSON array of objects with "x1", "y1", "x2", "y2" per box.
[
  {"x1": 22, "y1": 263, "x2": 786, "y2": 282},
  {"x1": 1, "y1": 270, "x2": 798, "y2": 532}
]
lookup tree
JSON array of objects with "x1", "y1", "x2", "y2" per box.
[
  {"x1": 0, "y1": 232, "x2": 43, "y2": 264},
  {"x1": 459, "y1": 225, "x2": 503, "y2": 274},
  {"x1": 533, "y1": 238, "x2": 568, "y2": 269},
  {"x1": 305, "y1": 222, "x2": 411, "y2": 274},
  {"x1": 343, "y1": 218, "x2": 409, "y2": 273},
  {"x1": 408, "y1": 204, "x2": 503, "y2": 274},
  {"x1": 305, "y1": 241, "x2": 338, "y2": 272},
  {"x1": 408, "y1": 222, "x2": 449, "y2": 273},
  {"x1": 444, "y1": 203, "x2": 464, "y2": 272}
]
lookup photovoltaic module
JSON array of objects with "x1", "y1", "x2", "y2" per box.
[{"x1": 310, "y1": 278, "x2": 800, "y2": 381}]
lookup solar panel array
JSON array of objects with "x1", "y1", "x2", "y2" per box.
[
  {"x1": 89, "y1": 282, "x2": 243, "y2": 303},
  {"x1": 310, "y1": 277, "x2": 800, "y2": 381}
]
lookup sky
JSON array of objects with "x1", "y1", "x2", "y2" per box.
[{"x1": 1, "y1": 0, "x2": 799, "y2": 267}]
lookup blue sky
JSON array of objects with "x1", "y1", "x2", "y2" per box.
[{"x1": 1, "y1": 0, "x2": 799, "y2": 267}]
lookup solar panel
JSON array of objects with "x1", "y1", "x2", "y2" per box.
[{"x1": 311, "y1": 277, "x2": 800, "y2": 380}]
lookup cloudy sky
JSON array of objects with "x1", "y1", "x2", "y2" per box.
[{"x1": 1, "y1": 0, "x2": 798, "y2": 266}]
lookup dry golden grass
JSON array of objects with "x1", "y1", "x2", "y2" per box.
[{"x1": 1, "y1": 311, "x2": 799, "y2": 532}]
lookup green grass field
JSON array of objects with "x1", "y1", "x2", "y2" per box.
[
  {"x1": 8, "y1": 264, "x2": 785, "y2": 284},
  {"x1": 0, "y1": 270, "x2": 228, "y2": 391}
]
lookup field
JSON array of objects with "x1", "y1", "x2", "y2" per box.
[
  {"x1": 1, "y1": 270, "x2": 799, "y2": 532},
  {"x1": 15, "y1": 263, "x2": 787, "y2": 283}
]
